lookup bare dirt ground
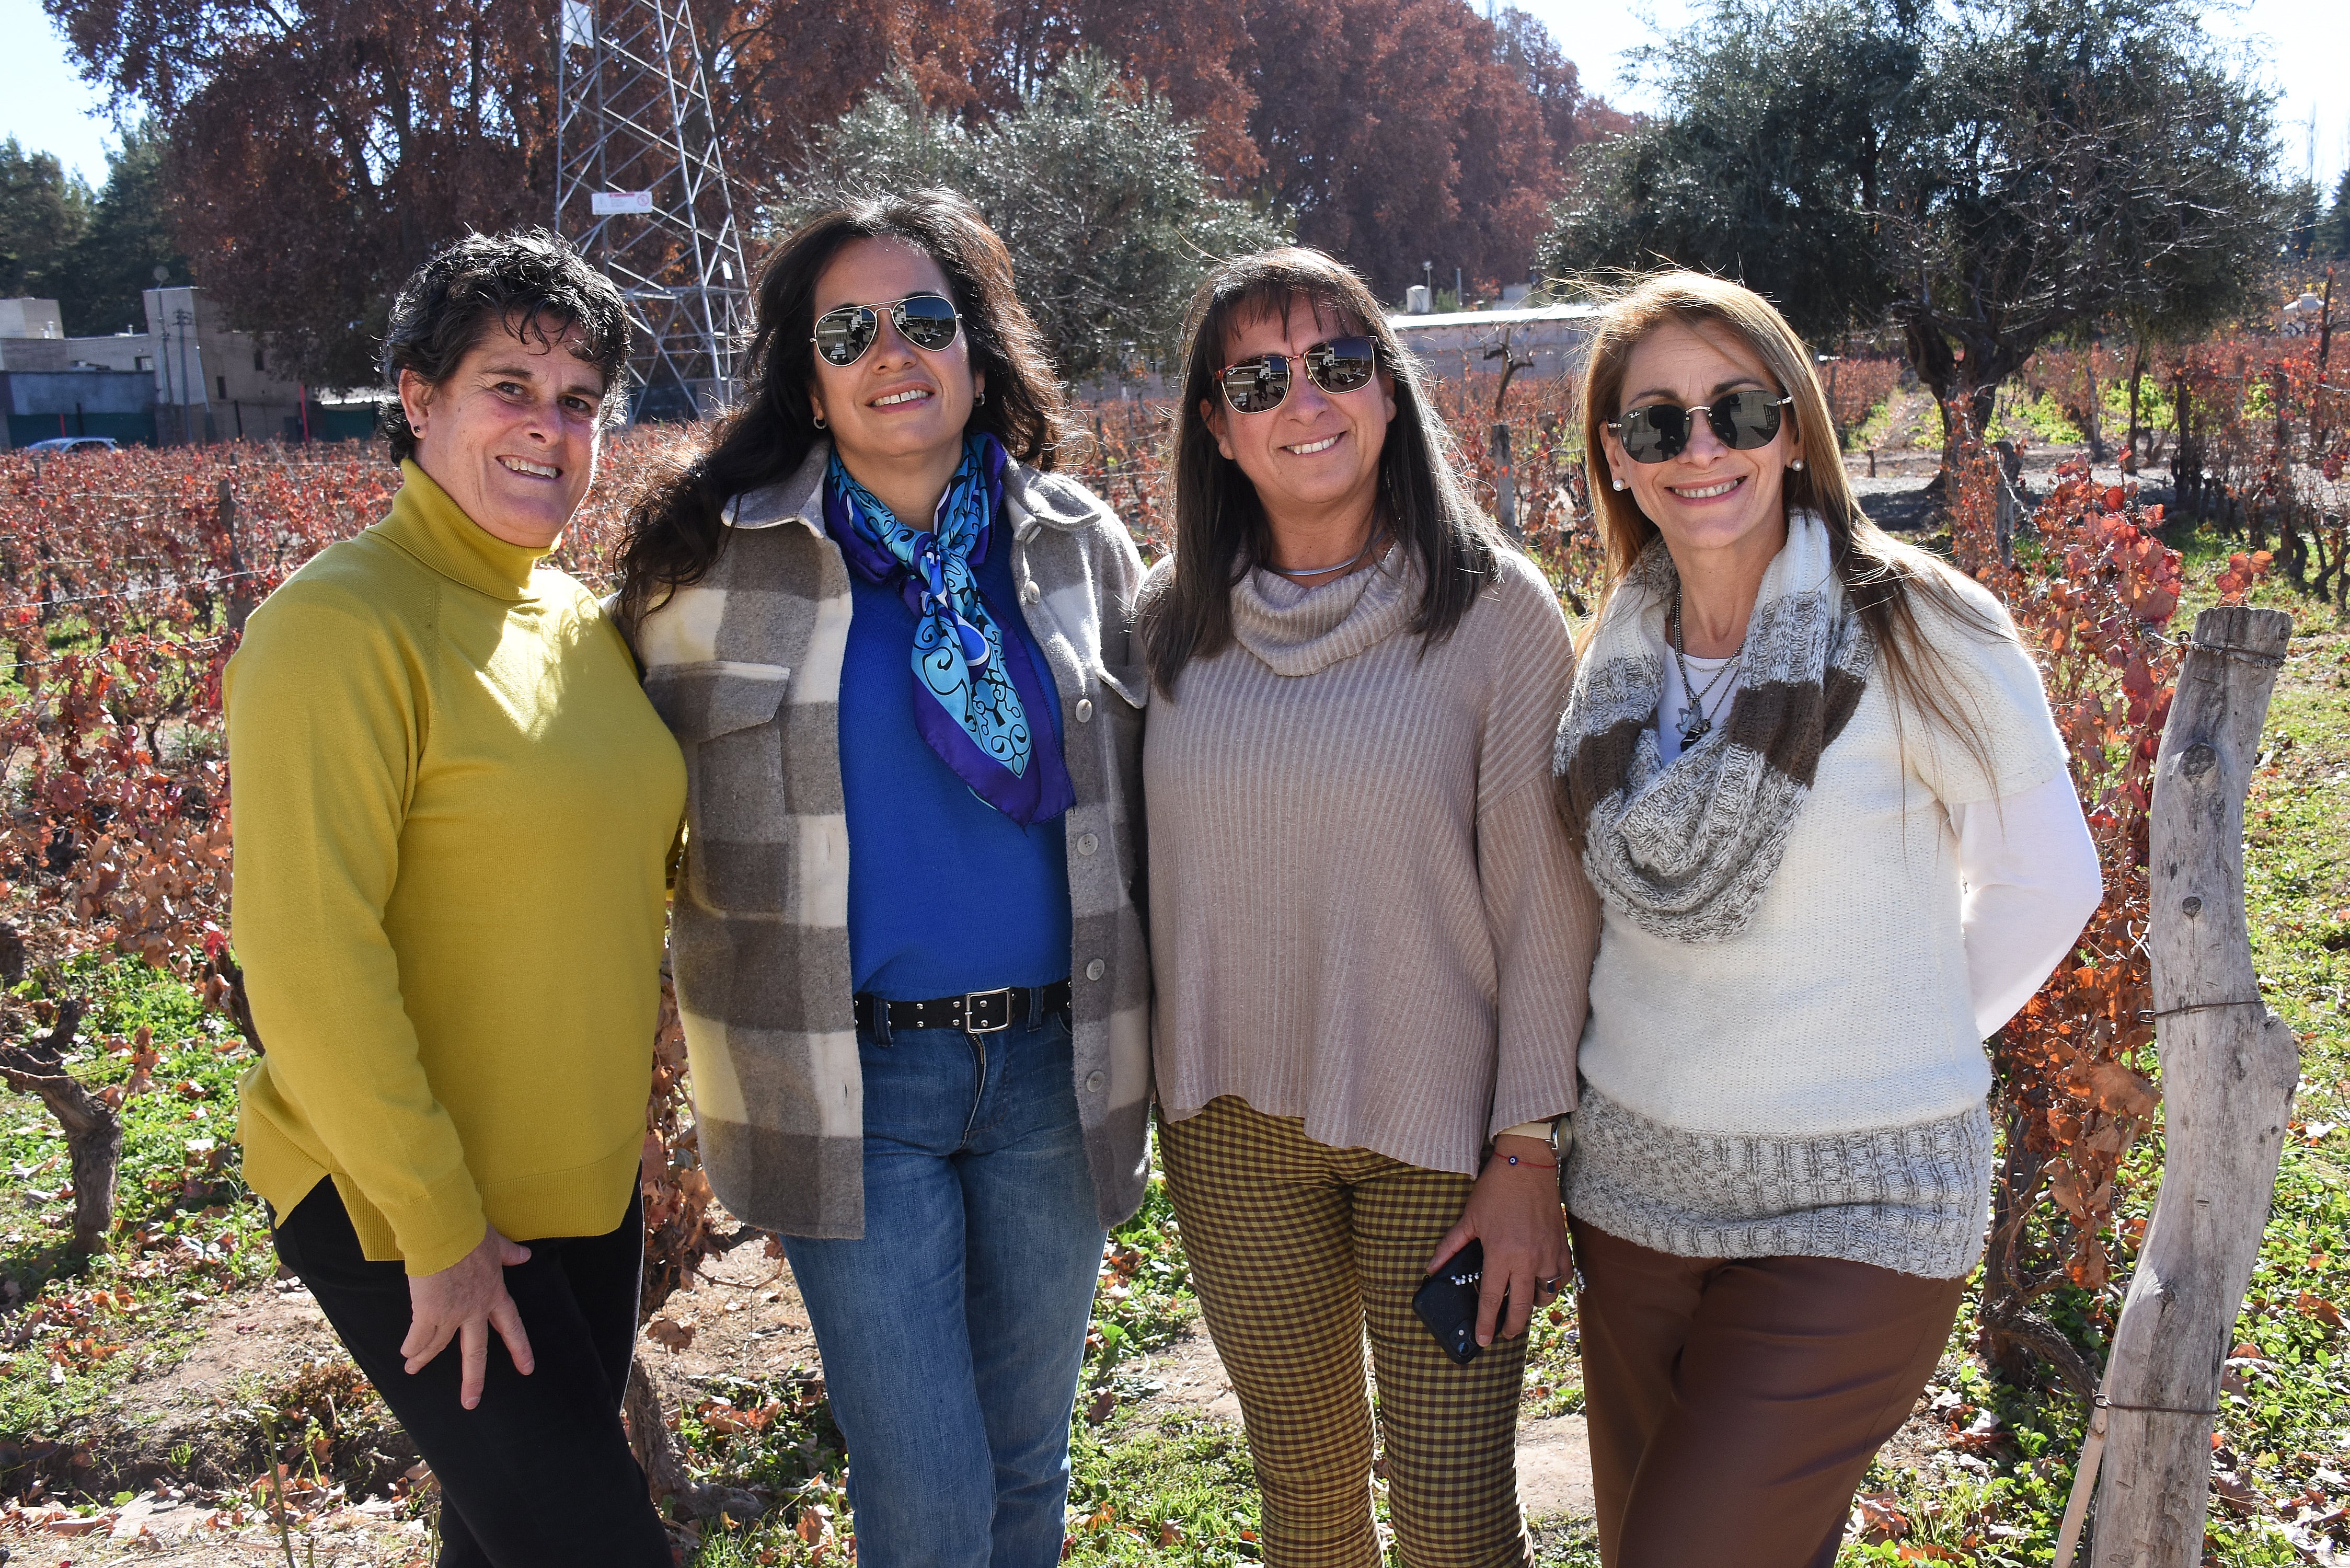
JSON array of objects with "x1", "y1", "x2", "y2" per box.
[{"x1": 0, "y1": 1234, "x2": 1609, "y2": 1564}]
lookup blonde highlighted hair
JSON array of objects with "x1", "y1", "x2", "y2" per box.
[{"x1": 1577, "y1": 270, "x2": 2003, "y2": 771}]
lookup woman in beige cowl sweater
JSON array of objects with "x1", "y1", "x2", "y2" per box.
[{"x1": 1137, "y1": 246, "x2": 1601, "y2": 1568}]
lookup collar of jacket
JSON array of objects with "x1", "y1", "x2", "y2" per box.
[{"x1": 721, "y1": 437, "x2": 1101, "y2": 541}]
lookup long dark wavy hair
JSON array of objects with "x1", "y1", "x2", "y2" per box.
[
  {"x1": 1136, "y1": 246, "x2": 1504, "y2": 694},
  {"x1": 614, "y1": 189, "x2": 1073, "y2": 631}
]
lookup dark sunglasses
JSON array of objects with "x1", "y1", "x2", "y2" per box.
[
  {"x1": 1217, "y1": 336, "x2": 1380, "y2": 414},
  {"x1": 1608, "y1": 390, "x2": 1793, "y2": 463},
  {"x1": 811, "y1": 292, "x2": 962, "y2": 366}
]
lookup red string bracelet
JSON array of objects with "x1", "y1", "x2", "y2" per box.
[{"x1": 1501, "y1": 1152, "x2": 1557, "y2": 1170}]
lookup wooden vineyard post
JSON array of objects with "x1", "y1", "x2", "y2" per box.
[
  {"x1": 1491, "y1": 422, "x2": 1520, "y2": 540},
  {"x1": 2075, "y1": 605, "x2": 2301, "y2": 1568}
]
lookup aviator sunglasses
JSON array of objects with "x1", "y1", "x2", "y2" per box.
[
  {"x1": 1608, "y1": 389, "x2": 1794, "y2": 463},
  {"x1": 811, "y1": 291, "x2": 962, "y2": 367},
  {"x1": 1217, "y1": 336, "x2": 1380, "y2": 414}
]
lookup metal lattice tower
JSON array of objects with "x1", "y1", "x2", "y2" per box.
[{"x1": 554, "y1": 0, "x2": 750, "y2": 420}]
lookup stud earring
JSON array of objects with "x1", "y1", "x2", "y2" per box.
[
  {"x1": 1611, "y1": 477, "x2": 1627, "y2": 491},
  {"x1": 1790, "y1": 458, "x2": 1804, "y2": 471}
]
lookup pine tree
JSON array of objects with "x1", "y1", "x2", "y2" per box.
[
  {"x1": 2319, "y1": 168, "x2": 2350, "y2": 259},
  {"x1": 58, "y1": 122, "x2": 191, "y2": 336},
  {"x1": 0, "y1": 139, "x2": 94, "y2": 306}
]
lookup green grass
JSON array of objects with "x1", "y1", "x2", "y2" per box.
[
  {"x1": 2, "y1": 955, "x2": 275, "y2": 1452},
  {"x1": 1063, "y1": 1415, "x2": 1264, "y2": 1563},
  {"x1": 1987, "y1": 389, "x2": 2087, "y2": 447},
  {"x1": 1850, "y1": 389, "x2": 1937, "y2": 454}
]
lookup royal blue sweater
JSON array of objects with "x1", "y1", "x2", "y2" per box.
[{"x1": 834, "y1": 529, "x2": 1071, "y2": 1000}]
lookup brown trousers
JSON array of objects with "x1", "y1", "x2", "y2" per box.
[
  {"x1": 1160, "y1": 1097, "x2": 1532, "y2": 1568},
  {"x1": 1571, "y1": 1218, "x2": 1966, "y2": 1568}
]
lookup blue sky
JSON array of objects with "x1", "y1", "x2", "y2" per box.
[{"x1": 4, "y1": 0, "x2": 2343, "y2": 194}]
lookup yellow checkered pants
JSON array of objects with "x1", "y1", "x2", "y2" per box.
[{"x1": 1159, "y1": 1096, "x2": 1533, "y2": 1568}]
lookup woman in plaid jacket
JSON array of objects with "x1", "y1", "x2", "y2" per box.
[{"x1": 613, "y1": 190, "x2": 1150, "y2": 1567}]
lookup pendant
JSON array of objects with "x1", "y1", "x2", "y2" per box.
[{"x1": 1677, "y1": 703, "x2": 1711, "y2": 746}]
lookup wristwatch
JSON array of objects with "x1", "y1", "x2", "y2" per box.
[{"x1": 1497, "y1": 1116, "x2": 1573, "y2": 1160}]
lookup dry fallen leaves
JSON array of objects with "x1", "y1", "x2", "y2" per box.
[{"x1": 645, "y1": 1315, "x2": 697, "y2": 1352}]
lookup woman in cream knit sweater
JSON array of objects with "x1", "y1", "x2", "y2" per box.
[
  {"x1": 1553, "y1": 272, "x2": 2104, "y2": 1567},
  {"x1": 1139, "y1": 247, "x2": 1600, "y2": 1567}
]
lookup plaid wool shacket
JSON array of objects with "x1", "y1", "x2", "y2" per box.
[{"x1": 630, "y1": 442, "x2": 1153, "y2": 1239}]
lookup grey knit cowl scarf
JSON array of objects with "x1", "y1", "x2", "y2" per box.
[{"x1": 1552, "y1": 511, "x2": 1873, "y2": 943}]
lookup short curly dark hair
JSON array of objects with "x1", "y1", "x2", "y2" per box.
[{"x1": 379, "y1": 228, "x2": 631, "y2": 463}]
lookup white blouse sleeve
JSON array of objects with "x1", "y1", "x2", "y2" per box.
[{"x1": 1950, "y1": 771, "x2": 2106, "y2": 1039}]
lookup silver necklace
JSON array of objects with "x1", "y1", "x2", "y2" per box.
[
  {"x1": 1264, "y1": 529, "x2": 1378, "y2": 579},
  {"x1": 1669, "y1": 586, "x2": 1743, "y2": 747}
]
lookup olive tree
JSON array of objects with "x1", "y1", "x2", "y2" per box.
[
  {"x1": 1541, "y1": 0, "x2": 2284, "y2": 476},
  {"x1": 775, "y1": 51, "x2": 1288, "y2": 381}
]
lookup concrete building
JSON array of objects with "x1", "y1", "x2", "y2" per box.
[
  {"x1": 2, "y1": 288, "x2": 314, "y2": 449},
  {"x1": 0, "y1": 298, "x2": 64, "y2": 340},
  {"x1": 143, "y1": 286, "x2": 307, "y2": 444},
  {"x1": 1386, "y1": 302, "x2": 1601, "y2": 387},
  {"x1": 2, "y1": 366, "x2": 158, "y2": 447},
  {"x1": 2, "y1": 296, "x2": 159, "y2": 448}
]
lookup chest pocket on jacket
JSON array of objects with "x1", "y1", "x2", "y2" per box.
[{"x1": 647, "y1": 662, "x2": 796, "y2": 916}]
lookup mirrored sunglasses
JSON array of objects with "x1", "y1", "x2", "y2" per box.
[
  {"x1": 1609, "y1": 390, "x2": 1794, "y2": 463},
  {"x1": 1218, "y1": 336, "x2": 1380, "y2": 414},
  {"x1": 811, "y1": 292, "x2": 962, "y2": 367}
]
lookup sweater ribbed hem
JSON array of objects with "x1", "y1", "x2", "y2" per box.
[{"x1": 1565, "y1": 1086, "x2": 1992, "y2": 1279}]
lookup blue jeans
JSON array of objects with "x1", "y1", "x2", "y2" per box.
[{"x1": 782, "y1": 1010, "x2": 1107, "y2": 1568}]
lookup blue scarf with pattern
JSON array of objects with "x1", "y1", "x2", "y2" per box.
[{"x1": 824, "y1": 434, "x2": 1075, "y2": 825}]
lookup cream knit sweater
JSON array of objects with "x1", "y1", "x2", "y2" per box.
[
  {"x1": 1568, "y1": 574, "x2": 2072, "y2": 1278},
  {"x1": 1144, "y1": 546, "x2": 1601, "y2": 1175}
]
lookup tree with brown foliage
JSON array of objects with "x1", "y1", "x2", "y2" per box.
[
  {"x1": 48, "y1": 0, "x2": 559, "y2": 388},
  {"x1": 1541, "y1": 0, "x2": 2279, "y2": 482},
  {"x1": 1242, "y1": 0, "x2": 1569, "y2": 300},
  {"x1": 49, "y1": 0, "x2": 1616, "y2": 379}
]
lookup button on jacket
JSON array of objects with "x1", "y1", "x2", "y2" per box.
[{"x1": 628, "y1": 441, "x2": 1152, "y2": 1239}]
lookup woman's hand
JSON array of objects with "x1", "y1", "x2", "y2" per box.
[
  {"x1": 1426, "y1": 1134, "x2": 1568, "y2": 1348},
  {"x1": 402, "y1": 1226, "x2": 536, "y2": 1409}
]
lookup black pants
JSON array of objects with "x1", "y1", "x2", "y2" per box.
[{"x1": 272, "y1": 1181, "x2": 671, "y2": 1567}]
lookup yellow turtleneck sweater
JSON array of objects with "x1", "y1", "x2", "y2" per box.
[{"x1": 228, "y1": 461, "x2": 685, "y2": 1275}]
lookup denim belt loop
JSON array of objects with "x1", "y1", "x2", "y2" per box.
[{"x1": 870, "y1": 1002, "x2": 893, "y2": 1048}]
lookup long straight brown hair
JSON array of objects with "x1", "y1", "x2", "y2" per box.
[
  {"x1": 1137, "y1": 247, "x2": 1505, "y2": 694},
  {"x1": 1580, "y1": 271, "x2": 2003, "y2": 767},
  {"x1": 613, "y1": 189, "x2": 1073, "y2": 632}
]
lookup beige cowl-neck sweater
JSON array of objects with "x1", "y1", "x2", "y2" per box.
[{"x1": 1143, "y1": 545, "x2": 1601, "y2": 1175}]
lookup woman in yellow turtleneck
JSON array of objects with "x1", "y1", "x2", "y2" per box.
[{"x1": 227, "y1": 231, "x2": 683, "y2": 1567}]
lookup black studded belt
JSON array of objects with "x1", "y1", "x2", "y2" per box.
[{"x1": 853, "y1": 980, "x2": 1072, "y2": 1036}]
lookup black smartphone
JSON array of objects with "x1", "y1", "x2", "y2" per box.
[{"x1": 1412, "y1": 1238, "x2": 1506, "y2": 1366}]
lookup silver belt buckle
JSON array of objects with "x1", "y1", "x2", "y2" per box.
[{"x1": 963, "y1": 987, "x2": 1016, "y2": 1033}]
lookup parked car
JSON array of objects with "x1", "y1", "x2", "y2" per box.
[{"x1": 22, "y1": 436, "x2": 121, "y2": 455}]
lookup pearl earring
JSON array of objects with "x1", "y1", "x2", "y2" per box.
[
  {"x1": 1790, "y1": 458, "x2": 1804, "y2": 471},
  {"x1": 1611, "y1": 478, "x2": 1627, "y2": 491}
]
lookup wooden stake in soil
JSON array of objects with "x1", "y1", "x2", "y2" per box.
[{"x1": 2075, "y1": 605, "x2": 2300, "y2": 1568}]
